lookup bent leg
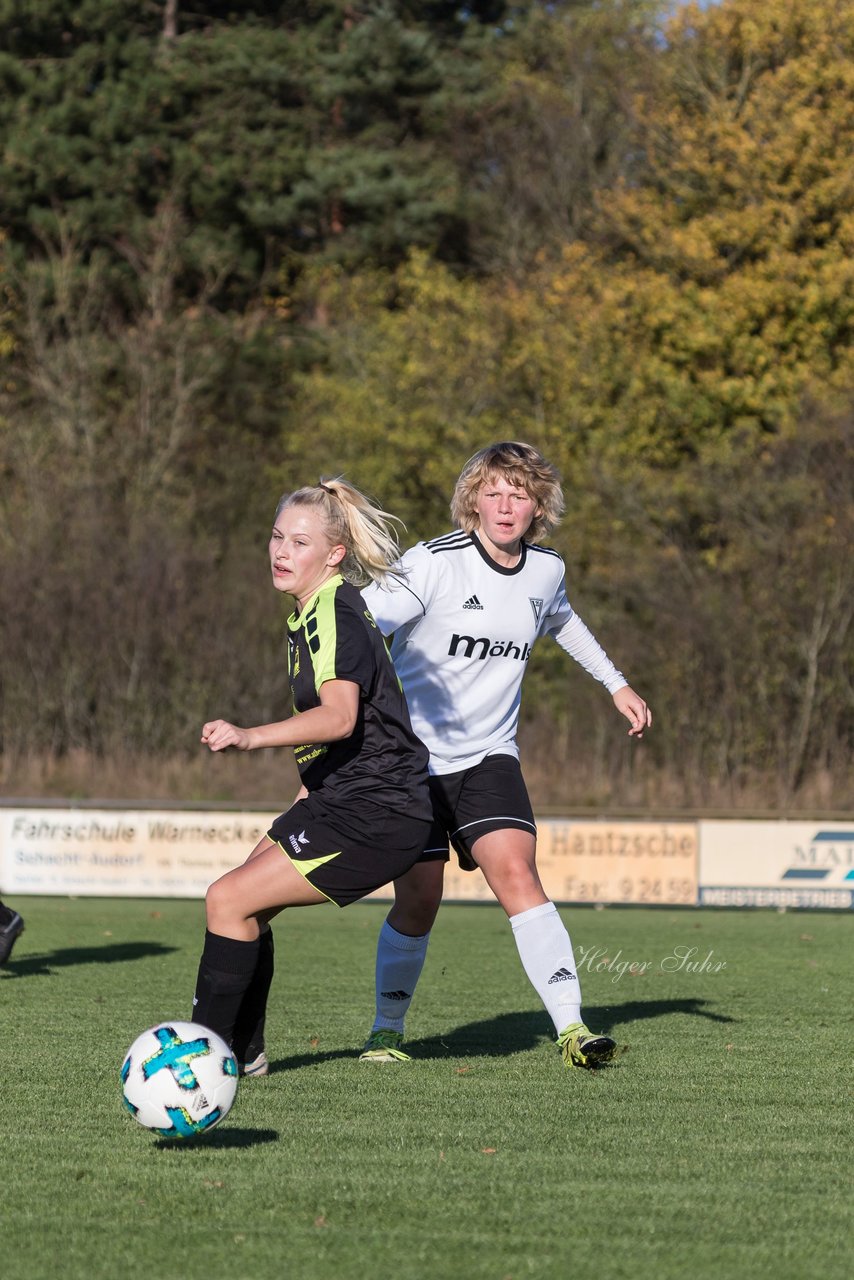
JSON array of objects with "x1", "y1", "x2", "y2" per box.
[
  {"x1": 193, "y1": 837, "x2": 327, "y2": 1047},
  {"x1": 206, "y1": 837, "x2": 327, "y2": 940},
  {"x1": 387, "y1": 858, "x2": 445, "y2": 936},
  {"x1": 364, "y1": 859, "x2": 445, "y2": 1052},
  {"x1": 230, "y1": 925, "x2": 274, "y2": 1071},
  {"x1": 226, "y1": 840, "x2": 292, "y2": 1068},
  {"x1": 472, "y1": 829, "x2": 582, "y2": 1036},
  {"x1": 470, "y1": 828, "x2": 546, "y2": 917}
]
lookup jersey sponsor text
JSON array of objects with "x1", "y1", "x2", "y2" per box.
[{"x1": 448, "y1": 633, "x2": 532, "y2": 661}]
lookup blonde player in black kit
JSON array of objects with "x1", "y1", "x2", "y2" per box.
[
  {"x1": 358, "y1": 442, "x2": 652, "y2": 1070},
  {"x1": 190, "y1": 480, "x2": 432, "y2": 1070}
]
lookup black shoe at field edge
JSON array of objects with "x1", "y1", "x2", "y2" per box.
[{"x1": 0, "y1": 908, "x2": 25, "y2": 964}]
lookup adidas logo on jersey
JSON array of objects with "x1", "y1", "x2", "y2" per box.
[
  {"x1": 462, "y1": 595, "x2": 484, "y2": 610},
  {"x1": 547, "y1": 967, "x2": 577, "y2": 984}
]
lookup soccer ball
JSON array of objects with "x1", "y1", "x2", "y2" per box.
[{"x1": 121, "y1": 1021, "x2": 238, "y2": 1139}]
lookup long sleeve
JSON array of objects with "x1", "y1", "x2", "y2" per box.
[{"x1": 546, "y1": 603, "x2": 627, "y2": 694}]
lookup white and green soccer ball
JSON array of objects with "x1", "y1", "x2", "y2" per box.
[{"x1": 121, "y1": 1021, "x2": 238, "y2": 1140}]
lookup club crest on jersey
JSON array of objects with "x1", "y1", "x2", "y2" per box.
[{"x1": 529, "y1": 597, "x2": 544, "y2": 623}]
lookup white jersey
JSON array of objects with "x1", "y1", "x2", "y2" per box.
[{"x1": 362, "y1": 530, "x2": 627, "y2": 775}]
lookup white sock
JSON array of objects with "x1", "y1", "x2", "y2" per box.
[
  {"x1": 372, "y1": 919, "x2": 431, "y2": 1034},
  {"x1": 510, "y1": 901, "x2": 583, "y2": 1035}
]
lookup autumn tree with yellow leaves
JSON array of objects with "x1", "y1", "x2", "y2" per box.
[{"x1": 292, "y1": 0, "x2": 854, "y2": 806}]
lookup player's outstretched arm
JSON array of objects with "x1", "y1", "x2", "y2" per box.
[
  {"x1": 613, "y1": 686, "x2": 652, "y2": 738},
  {"x1": 201, "y1": 681, "x2": 360, "y2": 752}
]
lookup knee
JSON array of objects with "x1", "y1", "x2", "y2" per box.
[
  {"x1": 389, "y1": 899, "x2": 440, "y2": 936},
  {"x1": 484, "y1": 857, "x2": 544, "y2": 912},
  {"x1": 388, "y1": 877, "x2": 443, "y2": 936},
  {"x1": 205, "y1": 877, "x2": 231, "y2": 930}
]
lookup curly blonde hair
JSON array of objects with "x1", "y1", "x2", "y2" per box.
[
  {"x1": 275, "y1": 478, "x2": 404, "y2": 587},
  {"x1": 450, "y1": 442, "x2": 564, "y2": 542}
]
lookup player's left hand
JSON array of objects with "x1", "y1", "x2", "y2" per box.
[{"x1": 612, "y1": 686, "x2": 652, "y2": 738}]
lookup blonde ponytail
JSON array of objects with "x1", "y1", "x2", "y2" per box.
[{"x1": 275, "y1": 478, "x2": 403, "y2": 586}]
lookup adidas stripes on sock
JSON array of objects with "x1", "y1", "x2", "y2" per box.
[
  {"x1": 192, "y1": 929, "x2": 260, "y2": 1047},
  {"x1": 372, "y1": 919, "x2": 430, "y2": 1034},
  {"x1": 231, "y1": 925, "x2": 275, "y2": 1064},
  {"x1": 509, "y1": 901, "x2": 582, "y2": 1035}
]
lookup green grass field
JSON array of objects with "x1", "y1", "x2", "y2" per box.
[{"x1": 1, "y1": 897, "x2": 850, "y2": 1280}]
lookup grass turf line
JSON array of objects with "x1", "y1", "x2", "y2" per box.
[{"x1": 0, "y1": 898, "x2": 850, "y2": 1280}]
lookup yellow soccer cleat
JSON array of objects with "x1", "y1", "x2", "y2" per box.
[
  {"x1": 557, "y1": 1021, "x2": 617, "y2": 1069},
  {"x1": 358, "y1": 1029, "x2": 412, "y2": 1063}
]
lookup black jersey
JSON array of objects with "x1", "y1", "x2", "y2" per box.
[{"x1": 286, "y1": 575, "x2": 431, "y2": 818}]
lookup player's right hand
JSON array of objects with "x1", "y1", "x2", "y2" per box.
[{"x1": 201, "y1": 719, "x2": 250, "y2": 752}]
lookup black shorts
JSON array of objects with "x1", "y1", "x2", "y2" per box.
[
  {"x1": 422, "y1": 754, "x2": 536, "y2": 873},
  {"x1": 268, "y1": 793, "x2": 432, "y2": 907}
]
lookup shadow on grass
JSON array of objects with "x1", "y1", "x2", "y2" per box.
[
  {"x1": 1, "y1": 941, "x2": 178, "y2": 978},
  {"x1": 589, "y1": 996, "x2": 737, "y2": 1034},
  {"x1": 153, "y1": 1127, "x2": 279, "y2": 1152},
  {"x1": 267, "y1": 997, "x2": 735, "y2": 1073}
]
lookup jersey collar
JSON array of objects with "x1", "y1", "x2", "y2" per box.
[
  {"x1": 470, "y1": 531, "x2": 528, "y2": 576},
  {"x1": 287, "y1": 573, "x2": 344, "y2": 631}
]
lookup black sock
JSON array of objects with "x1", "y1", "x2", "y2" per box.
[
  {"x1": 191, "y1": 930, "x2": 260, "y2": 1047},
  {"x1": 231, "y1": 926, "x2": 275, "y2": 1064}
]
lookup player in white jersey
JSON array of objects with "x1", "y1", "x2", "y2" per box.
[{"x1": 358, "y1": 441, "x2": 652, "y2": 1070}]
